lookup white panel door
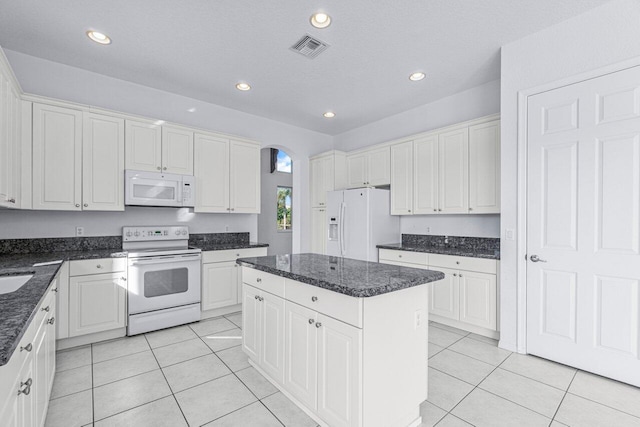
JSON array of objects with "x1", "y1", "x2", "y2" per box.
[
  {"x1": 459, "y1": 270, "x2": 497, "y2": 330},
  {"x1": 367, "y1": 147, "x2": 391, "y2": 186},
  {"x1": 201, "y1": 261, "x2": 238, "y2": 311},
  {"x1": 124, "y1": 120, "x2": 162, "y2": 172},
  {"x1": 194, "y1": 133, "x2": 229, "y2": 213},
  {"x1": 162, "y1": 126, "x2": 194, "y2": 174},
  {"x1": 428, "y1": 267, "x2": 459, "y2": 320},
  {"x1": 527, "y1": 65, "x2": 640, "y2": 386},
  {"x1": 82, "y1": 113, "x2": 125, "y2": 211},
  {"x1": 242, "y1": 284, "x2": 261, "y2": 362},
  {"x1": 261, "y1": 292, "x2": 285, "y2": 385},
  {"x1": 284, "y1": 301, "x2": 318, "y2": 410},
  {"x1": 469, "y1": 120, "x2": 500, "y2": 214},
  {"x1": 316, "y1": 314, "x2": 361, "y2": 427},
  {"x1": 311, "y1": 208, "x2": 327, "y2": 255},
  {"x1": 390, "y1": 141, "x2": 413, "y2": 215},
  {"x1": 69, "y1": 273, "x2": 126, "y2": 337},
  {"x1": 414, "y1": 135, "x2": 439, "y2": 214},
  {"x1": 32, "y1": 103, "x2": 82, "y2": 211},
  {"x1": 229, "y1": 140, "x2": 260, "y2": 213},
  {"x1": 438, "y1": 128, "x2": 468, "y2": 214},
  {"x1": 346, "y1": 153, "x2": 367, "y2": 188}
]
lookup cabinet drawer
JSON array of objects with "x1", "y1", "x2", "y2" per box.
[
  {"x1": 379, "y1": 249, "x2": 428, "y2": 266},
  {"x1": 242, "y1": 268, "x2": 285, "y2": 298},
  {"x1": 69, "y1": 258, "x2": 126, "y2": 276},
  {"x1": 285, "y1": 279, "x2": 363, "y2": 328},
  {"x1": 429, "y1": 254, "x2": 496, "y2": 274},
  {"x1": 202, "y1": 247, "x2": 267, "y2": 263}
]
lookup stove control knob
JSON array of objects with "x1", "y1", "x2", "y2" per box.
[
  {"x1": 182, "y1": 230, "x2": 188, "y2": 235},
  {"x1": 126, "y1": 231, "x2": 132, "y2": 237},
  {"x1": 134, "y1": 231, "x2": 140, "y2": 237},
  {"x1": 175, "y1": 230, "x2": 180, "y2": 236}
]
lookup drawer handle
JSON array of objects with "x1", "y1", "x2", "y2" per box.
[
  {"x1": 41, "y1": 306, "x2": 50, "y2": 312},
  {"x1": 453, "y1": 273, "x2": 457, "y2": 277},
  {"x1": 308, "y1": 318, "x2": 315, "y2": 324},
  {"x1": 311, "y1": 296, "x2": 318, "y2": 302},
  {"x1": 97, "y1": 264, "x2": 102, "y2": 269},
  {"x1": 398, "y1": 255, "x2": 402, "y2": 258},
  {"x1": 18, "y1": 378, "x2": 32, "y2": 396},
  {"x1": 315, "y1": 322, "x2": 322, "y2": 328},
  {"x1": 20, "y1": 343, "x2": 32, "y2": 352},
  {"x1": 255, "y1": 295, "x2": 259, "y2": 300},
  {"x1": 52, "y1": 288, "x2": 58, "y2": 293},
  {"x1": 256, "y1": 278, "x2": 262, "y2": 283},
  {"x1": 121, "y1": 277, "x2": 127, "y2": 281},
  {"x1": 459, "y1": 274, "x2": 463, "y2": 277},
  {"x1": 47, "y1": 317, "x2": 55, "y2": 325},
  {"x1": 258, "y1": 296, "x2": 264, "y2": 302},
  {"x1": 456, "y1": 261, "x2": 460, "y2": 265},
  {"x1": 236, "y1": 254, "x2": 240, "y2": 257}
]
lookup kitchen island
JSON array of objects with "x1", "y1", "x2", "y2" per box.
[{"x1": 237, "y1": 254, "x2": 444, "y2": 427}]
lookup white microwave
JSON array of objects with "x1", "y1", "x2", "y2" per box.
[{"x1": 125, "y1": 170, "x2": 195, "y2": 207}]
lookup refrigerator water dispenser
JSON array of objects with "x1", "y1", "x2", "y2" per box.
[{"x1": 328, "y1": 216, "x2": 339, "y2": 241}]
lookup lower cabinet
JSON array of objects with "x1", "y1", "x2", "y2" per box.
[
  {"x1": 311, "y1": 208, "x2": 327, "y2": 254},
  {"x1": 68, "y1": 259, "x2": 127, "y2": 337},
  {"x1": 201, "y1": 248, "x2": 268, "y2": 313},
  {"x1": 0, "y1": 279, "x2": 58, "y2": 427},
  {"x1": 428, "y1": 267, "x2": 459, "y2": 320}
]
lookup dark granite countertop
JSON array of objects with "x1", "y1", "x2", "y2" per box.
[
  {"x1": 376, "y1": 243, "x2": 500, "y2": 260},
  {"x1": 193, "y1": 242, "x2": 269, "y2": 252},
  {"x1": 237, "y1": 253, "x2": 445, "y2": 298},
  {"x1": 0, "y1": 250, "x2": 126, "y2": 367}
]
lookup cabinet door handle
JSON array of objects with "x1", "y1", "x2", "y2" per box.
[
  {"x1": 311, "y1": 296, "x2": 318, "y2": 302},
  {"x1": 18, "y1": 378, "x2": 32, "y2": 396},
  {"x1": 459, "y1": 274, "x2": 463, "y2": 277},
  {"x1": 231, "y1": 208, "x2": 235, "y2": 211},
  {"x1": 8, "y1": 198, "x2": 15, "y2": 203},
  {"x1": 453, "y1": 273, "x2": 457, "y2": 277},
  {"x1": 20, "y1": 343, "x2": 32, "y2": 352},
  {"x1": 456, "y1": 261, "x2": 460, "y2": 265},
  {"x1": 256, "y1": 278, "x2": 262, "y2": 283},
  {"x1": 254, "y1": 295, "x2": 259, "y2": 300},
  {"x1": 41, "y1": 306, "x2": 50, "y2": 312},
  {"x1": 84, "y1": 203, "x2": 88, "y2": 207},
  {"x1": 47, "y1": 317, "x2": 56, "y2": 325},
  {"x1": 259, "y1": 296, "x2": 264, "y2": 302},
  {"x1": 236, "y1": 254, "x2": 240, "y2": 257},
  {"x1": 408, "y1": 209, "x2": 411, "y2": 213},
  {"x1": 433, "y1": 209, "x2": 437, "y2": 212},
  {"x1": 96, "y1": 264, "x2": 102, "y2": 269},
  {"x1": 398, "y1": 255, "x2": 402, "y2": 258},
  {"x1": 121, "y1": 277, "x2": 127, "y2": 281},
  {"x1": 308, "y1": 318, "x2": 315, "y2": 324},
  {"x1": 438, "y1": 209, "x2": 442, "y2": 212},
  {"x1": 157, "y1": 166, "x2": 161, "y2": 170},
  {"x1": 469, "y1": 207, "x2": 473, "y2": 211},
  {"x1": 75, "y1": 204, "x2": 80, "y2": 208},
  {"x1": 315, "y1": 322, "x2": 322, "y2": 328},
  {"x1": 163, "y1": 167, "x2": 167, "y2": 171},
  {"x1": 52, "y1": 288, "x2": 58, "y2": 293}
]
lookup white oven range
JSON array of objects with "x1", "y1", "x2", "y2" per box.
[{"x1": 123, "y1": 226, "x2": 201, "y2": 335}]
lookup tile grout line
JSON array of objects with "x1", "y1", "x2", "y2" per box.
[
  {"x1": 549, "y1": 369, "x2": 577, "y2": 426},
  {"x1": 91, "y1": 343, "x2": 95, "y2": 426}
]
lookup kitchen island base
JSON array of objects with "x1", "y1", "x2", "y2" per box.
[{"x1": 240, "y1": 263, "x2": 434, "y2": 427}]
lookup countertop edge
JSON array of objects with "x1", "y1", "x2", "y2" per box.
[{"x1": 376, "y1": 243, "x2": 500, "y2": 260}]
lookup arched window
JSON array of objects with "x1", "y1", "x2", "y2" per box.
[{"x1": 271, "y1": 149, "x2": 292, "y2": 173}]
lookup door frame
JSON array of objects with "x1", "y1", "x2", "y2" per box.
[{"x1": 514, "y1": 55, "x2": 640, "y2": 353}]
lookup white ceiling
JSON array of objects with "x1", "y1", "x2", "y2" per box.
[{"x1": 0, "y1": 0, "x2": 610, "y2": 135}]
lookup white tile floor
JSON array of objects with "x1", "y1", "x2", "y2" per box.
[{"x1": 45, "y1": 315, "x2": 640, "y2": 427}]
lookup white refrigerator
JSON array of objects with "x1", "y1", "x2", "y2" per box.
[{"x1": 326, "y1": 188, "x2": 399, "y2": 262}]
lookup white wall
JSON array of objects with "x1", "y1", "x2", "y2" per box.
[
  {"x1": 401, "y1": 215, "x2": 500, "y2": 238},
  {"x1": 500, "y1": 0, "x2": 640, "y2": 351},
  {"x1": 333, "y1": 79, "x2": 500, "y2": 151},
  {"x1": 3, "y1": 49, "x2": 333, "y2": 251},
  {"x1": 258, "y1": 148, "x2": 293, "y2": 255},
  {"x1": 0, "y1": 207, "x2": 256, "y2": 239}
]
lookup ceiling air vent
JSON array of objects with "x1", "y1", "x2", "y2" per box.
[{"x1": 290, "y1": 34, "x2": 329, "y2": 59}]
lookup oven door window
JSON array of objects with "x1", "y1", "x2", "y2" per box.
[{"x1": 143, "y1": 268, "x2": 188, "y2": 297}]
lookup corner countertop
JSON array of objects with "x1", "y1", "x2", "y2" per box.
[
  {"x1": 237, "y1": 253, "x2": 445, "y2": 298},
  {"x1": 376, "y1": 243, "x2": 500, "y2": 260}
]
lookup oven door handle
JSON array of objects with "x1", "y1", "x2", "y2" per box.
[{"x1": 129, "y1": 254, "x2": 201, "y2": 266}]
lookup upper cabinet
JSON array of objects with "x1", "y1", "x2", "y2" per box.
[
  {"x1": 194, "y1": 134, "x2": 260, "y2": 214},
  {"x1": 469, "y1": 121, "x2": 500, "y2": 214},
  {"x1": 346, "y1": 146, "x2": 390, "y2": 188},
  {"x1": 310, "y1": 151, "x2": 346, "y2": 208},
  {"x1": 32, "y1": 104, "x2": 125, "y2": 211},
  {"x1": 390, "y1": 117, "x2": 500, "y2": 216},
  {"x1": 125, "y1": 121, "x2": 194, "y2": 175},
  {"x1": 0, "y1": 59, "x2": 22, "y2": 209}
]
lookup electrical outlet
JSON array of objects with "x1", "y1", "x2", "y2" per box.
[
  {"x1": 414, "y1": 310, "x2": 423, "y2": 329},
  {"x1": 426, "y1": 227, "x2": 431, "y2": 233},
  {"x1": 505, "y1": 229, "x2": 515, "y2": 240},
  {"x1": 225, "y1": 225, "x2": 229, "y2": 232},
  {"x1": 76, "y1": 227, "x2": 84, "y2": 237}
]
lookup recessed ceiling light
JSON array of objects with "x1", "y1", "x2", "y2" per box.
[
  {"x1": 310, "y1": 12, "x2": 331, "y2": 29},
  {"x1": 236, "y1": 82, "x2": 251, "y2": 91},
  {"x1": 86, "y1": 30, "x2": 111, "y2": 45},
  {"x1": 323, "y1": 111, "x2": 335, "y2": 118},
  {"x1": 187, "y1": 107, "x2": 196, "y2": 113},
  {"x1": 409, "y1": 72, "x2": 426, "y2": 81}
]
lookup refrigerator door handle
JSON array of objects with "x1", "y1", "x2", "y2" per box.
[{"x1": 340, "y1": 202, "x2": 347, "y2": 256}]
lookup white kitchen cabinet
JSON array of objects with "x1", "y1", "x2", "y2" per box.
[
  {"x1": 242, "y1": 283, "x2": 285, "y2": 385},
  {"x1": 202, "y1": 261, "x2": 238, "y2": 311},
  {"x1": 194, "y1": 135, "x2": 260, "y2": 214},
  {"x1": 413, "y1": 135, "x2": 439, "y2": 214},
  {"x1": 229, "y1": 139, "x2": 260, "y2": 213},
  {"x1": 459, "y1": 270, "x2": 497, "y2": 330},
  {"x1": 346, "y1": 147, "x2": 390, "y2": 188},
  {"x1": 469, "y1": 120, "x2": 500, "y2": 214},
  {"x1": 428, "y1": 267, "x2": 460, "y2": 321},
  {"x1": 0, "y1": 66, "x2": 21, "y2": 209},
  {"x1": 162, "y1": 126, "x2": 194, "y2": 175},
  {"x1": 284, "y1": 301, "x2": 317, "y2": 410},
  {"x1": 439, "y1": 128, "x2": 469, "y2": 214},
  {"x1": 311, "y1": 208, "x2": 327, "y2": 254},
  {"x1": 310, "y1": 155, "x2": 335, "y2": 208},
  {"x1": 124, "y1": 120, "x2": 162, "y2": 172},
  {"x1": 390, "y1": 141, "x2": 413, "y2": 215},
  {"x1": 82, "y1": 113, "x2": 125, "y2": 211},
  {"x1": 32, "y1": 103, "x2": 83, "y2": 211},
  {"x1": 316, "y1": 313, "x2": 361, "y2": 427},
  {"x1": 68, "y1": 259, "x2": 127, "y2": 337}
]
